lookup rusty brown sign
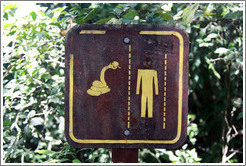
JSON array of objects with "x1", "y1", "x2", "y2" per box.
[{"x1": 65, "y1": 24, "x2": 189, "y2": 149}]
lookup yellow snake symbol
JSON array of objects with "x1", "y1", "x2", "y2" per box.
[{"x1": 87, "y1": 61, "x2": 121, "y2": 96}]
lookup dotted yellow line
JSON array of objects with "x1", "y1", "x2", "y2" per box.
[
  {"x1": 163, "y1": 54, "x2": 167, "y2": 129},
  {"x1": 127, "y1": 45, "x2": 132, "y2": 129}
]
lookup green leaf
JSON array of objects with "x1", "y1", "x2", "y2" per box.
[
  {"x1": 3, "y1": 22, "x2": 15, "y2": 30},
  {"x1": 160, "y1": 12, "x2": 173, "y2": 20},
  {"x1": 214, "y1": 47, "x2": 228, "y2": 55},
  {"x1": 35, "y1": 150, "x2": 56, "y2": 155},
  {"x1": 182, "y1": 4, "x2": 199, "y2": 25},
  {"x1": 96, "y1": 17, "x2": 113, "y2": 24},
  {"x1": 30, "y1": 11, "x2": 37, "y2": 21},
  {"x1": 3, "y1": 3, "x2": 18, "y2": 12},
  {"x1": 30, "y1": 117, "x2": 44, "y2": 126},
  {"x1": 202, "y1": 13, "x2": 217, "y2": 17},
  {"x1": 83, "y1": 8, "x2": 99, "y2": 23},
  {"x1": 224, "y1": 11, "x2": 243, "y2": 19},
  {"x1": 106, "y1": 18, "x2": 122, "y2": 24},
  {"x1": 123, "y1": 10, "x2": 138, "y2": 19},
  {"x1": 237, "y1": 112, "x2": 243, "y2": 120},
  {"x1": 72, "y1": 159, "x2": 81, "y2": 163}
]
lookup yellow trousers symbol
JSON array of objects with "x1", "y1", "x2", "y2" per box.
[{"x1": 136, "y1": 69, "x2": 159, "y2": 118}]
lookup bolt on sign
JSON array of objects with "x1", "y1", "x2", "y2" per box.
[{"x1": 65, "y1": 25, "x2": 189, "y2": 149}]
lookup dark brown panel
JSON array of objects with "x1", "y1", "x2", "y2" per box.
[{"x1": 65, "y1": 24, "x2": 189, "y2": 149}]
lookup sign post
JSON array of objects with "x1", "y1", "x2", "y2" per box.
[{"x1": 65, "y1": 24, "x2": 189, "y2": 162}]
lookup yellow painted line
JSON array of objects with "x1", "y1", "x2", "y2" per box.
[
  {"x1": 69, "y1": 31, "x2": 184, "y2": 144},
  {"x1": 163, "y1": 53, "x2": 168, "y2": 130},
  {"x1": 69, "y1": 54, "x2": 74, "y2": 138},
  {"x1": 80, "y1": 30, "x2": 106, "y2": 34},
  {"x1": 127, "y1": 45, "x2": 132, "y2": 129},
  {"x1": 164, "y1": 87, "x2": 166, "y2": 91},
  {"x1": 129, "y1": 45, "x2": 131, "y2": 52}
]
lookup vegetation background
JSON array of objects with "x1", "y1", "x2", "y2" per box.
[{"x1": 2, "y1": 2, "x2": 244, "y2": 163}]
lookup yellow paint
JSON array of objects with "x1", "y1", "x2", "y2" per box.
[
  {"x1": 129, "y1": 45, "x2": 131, "y2": 52},
  {"x1": 136, "y1": 69, "x2": 159, "y2": 118},
  {"x1": 127, "y1": 45, "x2": 132, "y2": 129},
  {"x1": 69, "y1": 31, "x2": 184, "y2": 144},
  {"x1": 87, "y1": 61, "x2": 120, "y2": 96},
  {"x1": 80, "y1": 30, "x2": 106, "y2": 34},
  {"x1": 69, "y1": 54, "x2": 74, "y2": 138},
  {"x1": 163, "y1": 53, "x2": 168, "y2": 130}
]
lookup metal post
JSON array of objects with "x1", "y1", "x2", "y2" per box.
[{"x1": 112, "y1": 148, "x2": 138, "y2": 163}]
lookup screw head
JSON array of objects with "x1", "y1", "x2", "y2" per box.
[
  {"x1": 123, "y1": 37, "x2": 130, "y2": 44},
  {"x1": 124, "y1": 129, "x2": 130, "y2": 136}
]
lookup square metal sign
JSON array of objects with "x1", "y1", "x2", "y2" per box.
[{"x1": 65, "y1": 24, "x2": 189, "y2": 149}]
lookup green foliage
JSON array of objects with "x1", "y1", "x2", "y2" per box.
[{"x1": 2, "y1": 2, "x2": 243, "y2": 163}]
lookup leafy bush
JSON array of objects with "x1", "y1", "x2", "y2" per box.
[{"x1": 2, "y1": 2, "x2": 243, "y2": 163}]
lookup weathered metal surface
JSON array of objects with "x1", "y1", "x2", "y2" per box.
[
  {"x1": 65, "y1": 24, "x2": 189, "y2": 149},
  {"x1": 112, "y1": 148, "x2": 138, "y2": 163}
]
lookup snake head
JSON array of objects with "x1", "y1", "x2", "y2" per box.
[{"x1": 110, "y1": 61, "x2": 121, "y2": 69}]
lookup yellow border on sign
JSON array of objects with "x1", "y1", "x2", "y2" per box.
[{"x1": 69, "y1": 31, "x2": 184, "y2": 144}]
